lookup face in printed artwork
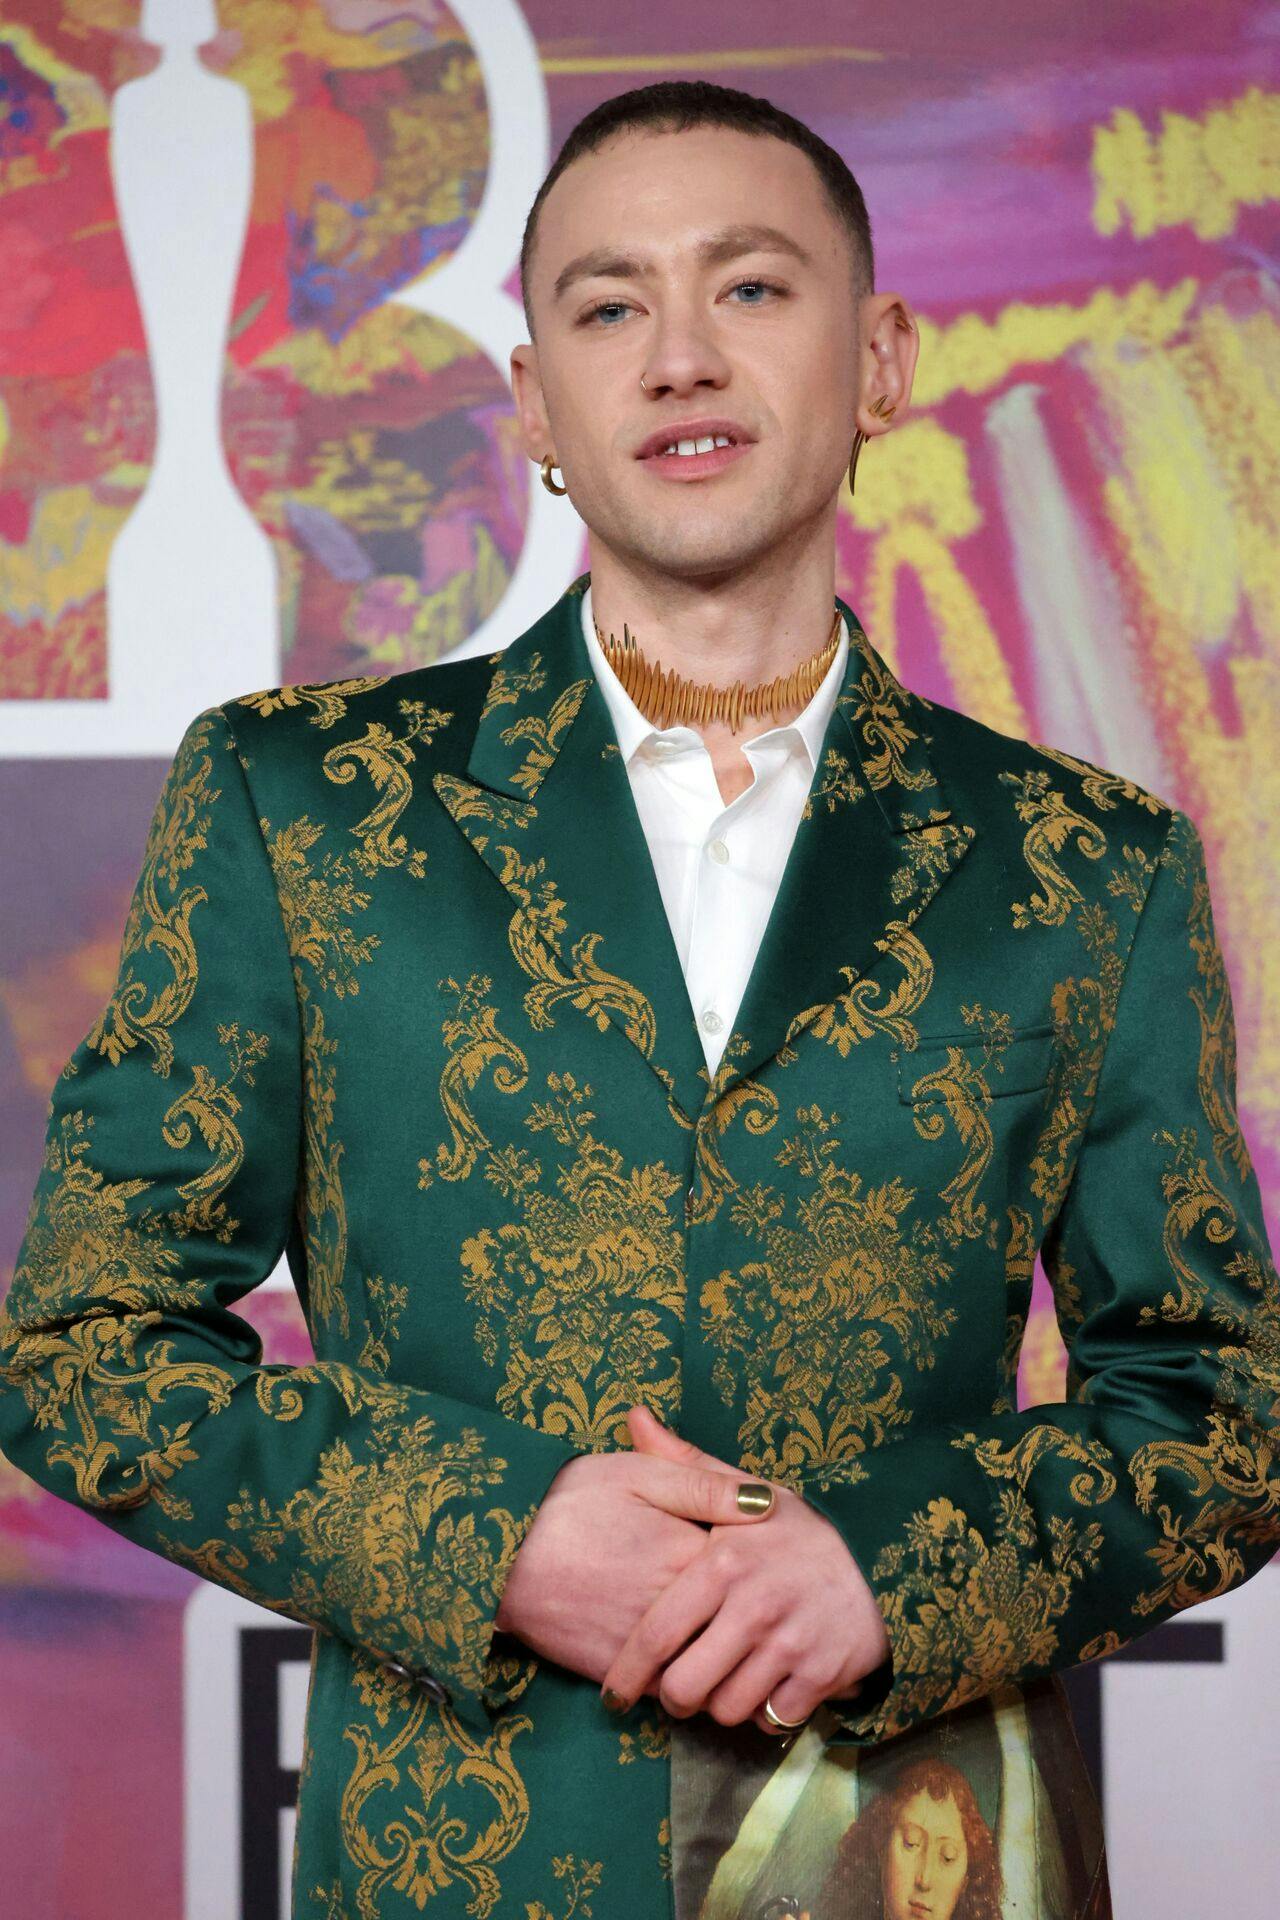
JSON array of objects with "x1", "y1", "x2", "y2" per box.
[
  {"x1": 880, "y1": 1786, "x2": 969, "y2": 1920},
  {"x1": 669, "y1": 1689, "x2": 1098, "y2": 1920}
]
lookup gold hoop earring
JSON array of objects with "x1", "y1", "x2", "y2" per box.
[
  {"x1": 847, "y1": 393, "x2": 896, "y2": 495},
  {"x1": 539, "y1": 453, "x2": 568, "y2": 496}
]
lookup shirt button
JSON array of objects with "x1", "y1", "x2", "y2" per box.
[
  {"x1": 700, "y1": 1009, "x2": 724, "y2": 1034},
  {"x1": 706, "y1": 838, "x2": 730, "y2": 864}
]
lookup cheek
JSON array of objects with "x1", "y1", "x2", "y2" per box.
[
  {"x1": 942, "y1": 1852, "x2": 968, "y2": 1886},
  {"x1": 542, "y1": 375, "x2": 611, "y2": 462},
  {"x1": 753, "y1": 332, "x2": 848, "y2": 414},
  {"x1": 779, "y1": 368, "x2": 858, "y2": 471},
  {"x1": 795, "y1": 326, "x2": 857, "y2": 405},
  {"x1": 885, "y1": 1838, "x2": 909, "y2": 1883}
]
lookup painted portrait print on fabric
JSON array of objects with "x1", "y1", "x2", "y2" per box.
[{"x1": 669, "y1": 1676, "x2": 1109, "y2": 1920}]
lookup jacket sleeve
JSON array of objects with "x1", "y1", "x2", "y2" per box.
[
  {"x1": 803, "y1": 804, "x2": 1280, "y2": 1746},
  {"x1": 0, "y1": 703, "x2": 584, "y2": 1740}
]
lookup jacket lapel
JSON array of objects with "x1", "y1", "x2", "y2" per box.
[
  {"x1": 431, "y1": 577, "x2": 712, "y2": 1125},
  {"x1": 708, "y1": 594, "x2": 977, "y2": 1104},
  {"x1": 432, "y1": 576, "x2": 977, "y2": 1127}
]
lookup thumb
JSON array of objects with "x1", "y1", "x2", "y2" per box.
[
  {"x1": 628, "y1": 1403, "x2": 735, "y2": 1472},
  {"x1": 626, "y1": 1406, "x2": 778, "y2": 1524}
]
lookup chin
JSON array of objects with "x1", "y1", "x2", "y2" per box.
[{"x1": 629, "y1": 518, "x2": 783, "y2": 581}]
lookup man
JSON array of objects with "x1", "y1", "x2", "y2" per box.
[{"x1": 1, "y1": 78, "x2": 1276, "y2": 1920}]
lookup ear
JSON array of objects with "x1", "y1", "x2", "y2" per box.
[
  {"x1": 852, "y1": 291, "x2": 919, "y2": 439},
  {"x1": 510, "y1": 341, "x2": 552, "y2": 461}
]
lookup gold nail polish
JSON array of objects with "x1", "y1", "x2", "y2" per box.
[
  {"x1": 737, "y1": 1481, "x2": 775, "y2": 1515},
  {"x1": 601, "y1": 1687, "x2": 627, "y2": 1712}
]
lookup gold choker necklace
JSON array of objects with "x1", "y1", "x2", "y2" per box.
[{"x1": 593, "y1": 608, "x2": 842, "y2": 736}]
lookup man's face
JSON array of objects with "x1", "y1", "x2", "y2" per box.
[
  {"x1": 881, "y1": 1788, "x2": 969, "y2": 1920},
  {"x1": 515, "y1": 126, "x2": 866, "y2": 584}
]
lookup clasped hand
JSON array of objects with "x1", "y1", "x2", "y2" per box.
[{"x1": 497, "y1": 1402, "x2": 891, "y2": 1738}]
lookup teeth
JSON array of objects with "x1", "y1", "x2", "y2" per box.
[{"x1": 660, "y1": 434, "x2": 735, "y2": 456}]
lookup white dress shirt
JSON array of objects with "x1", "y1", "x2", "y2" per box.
[{"x1": 580, "y1": 584, "x2": 850, "y2": 1078}]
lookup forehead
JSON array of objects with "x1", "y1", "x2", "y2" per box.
[
  {"x1": 899, "y1": 1789, "x2": 964, "y2": 1836},
  {"x1": 535, "y1": 124, "x2": 838, "y2": 273}
]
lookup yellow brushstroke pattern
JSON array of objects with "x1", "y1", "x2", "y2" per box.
[{"x1": 1092, "y1": 85, "x2": 1280, "y2": 240}]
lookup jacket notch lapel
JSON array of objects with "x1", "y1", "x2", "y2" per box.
[
  {"x1": 705, "y1": 598, "x2": 978, "y2": 1106},
  {"x1": 432, "y1": 581, "x2": 711, "y2": 1125}
]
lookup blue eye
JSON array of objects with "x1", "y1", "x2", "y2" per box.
[
  {"x1": 724, "y1": 276, "x2": 788, "y2": 304},
  {"x1": 578, "y1": 277, "x2": 786, "y2": 326}
]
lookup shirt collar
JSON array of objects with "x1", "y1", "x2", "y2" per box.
[{"x1": 580, "y1": 581, "x2": 848, "y2": 773}]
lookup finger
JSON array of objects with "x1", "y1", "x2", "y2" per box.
[
  {"x1": 698, "y1": 1637, "x2": 795, "y2": 1731},
  {"x1": 600, "y1": 1553, "x2": 725, "y2": 1711},
  {"x1": 751, "y1": 1698, "x2": 811, "y2": 1738},
  {"x1": 753, "y1": 1668, "x2": 862, "y2": 1737},
  {"x1": 631, "y1": 1454, "x2": 778, "y2": 1528},
  {"x1": 654, "y1": 1599, "x2": 768, "y2": 1723},
  {"x1": 725, "y1": 1650, "x2": 820, "y2": 1738},
  {"x1": 626, "y1": 1409, "x2": 778, "y2": 1521},
  {"x1": 627, "y1": 1404, "x2": 740, "y2": 1477}
]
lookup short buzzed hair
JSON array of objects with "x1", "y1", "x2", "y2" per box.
[{"x1": 519, "y1": 79, "x2": 875, "y2": 339}]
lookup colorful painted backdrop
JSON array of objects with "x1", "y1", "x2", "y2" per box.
[{"x1": 1, "y1": 3, "x2": 1276, "y2": 1915}]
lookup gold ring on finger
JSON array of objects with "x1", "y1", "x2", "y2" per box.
[{"x1": 762, "y1": 1693, "x2": 810, "y2": 1732}]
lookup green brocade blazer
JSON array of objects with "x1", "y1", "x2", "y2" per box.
[{"x1": 2, "y1": 575, "x2": 1278, "y2": 1920}]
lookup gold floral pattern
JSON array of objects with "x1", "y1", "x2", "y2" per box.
[
  {"x1": 320, "y1": 698, "x2": 453, "y2": 880},
  {"x1": 1, "y1": 581, "x2": 1277, "y2": 1915},
  {"x1": 86, "y1": 708, "x2": 222, "y2": 1075},
  {"x1": 1000, "y1": 765, "x2": 1108, "y2": 929},
  {"x1": 789, "y1": 920, "x2": 935, "y2": 1059},
  {"x1": 800, "y1": 743, "x2": 866, "y2": 818},
  {"x1": 699, "y1": 1107, "x2": 955, "y2": 1489},
  {"x1": 857, "y1": 1480, "x2": 1108, "y2": 1729},
  {"x1": 839, "y1": 640, "x2": 938, "y2": 793},
  {"x1": 267, "y1": 812, "x2": 380, "y2": 998},
  {"x1": 457, "y1": 1070, "x2": 686, "y2": 1448}
]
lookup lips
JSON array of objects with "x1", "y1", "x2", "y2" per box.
[{"x1": 635, "y1": 418, "x2": 755, "y2": 460}]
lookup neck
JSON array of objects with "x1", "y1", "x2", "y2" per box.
[
  {"x1": 596, "y1": 609, "x2": 841, "y2": 736},
  {"x1": 584, "y1": 537, "x2": 838, "y2": 717}
]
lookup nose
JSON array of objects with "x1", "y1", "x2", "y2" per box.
[
  {"x1": 915, "y1": 1847, "x2": 934, "y2": 1892},
  {"x1": 638, "y1": 296, "x2": 732, "y2": 399}
]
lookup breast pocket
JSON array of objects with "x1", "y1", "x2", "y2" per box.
[{"x1": 896, "y1": 1019, "x2": 1058, "y2": 1104}]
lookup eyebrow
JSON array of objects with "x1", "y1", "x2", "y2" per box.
[{"x1": 551, "y1": 223, "x2": 815, "y2": 304}]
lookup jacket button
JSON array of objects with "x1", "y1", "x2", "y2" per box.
[{"x1": 382, "y1": 1659, "x2": 449, "y2": 1706}]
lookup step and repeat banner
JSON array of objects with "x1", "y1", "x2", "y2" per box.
[{"x1": 0, "y1": 3, "x2": 1276, "y2": 1915}]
